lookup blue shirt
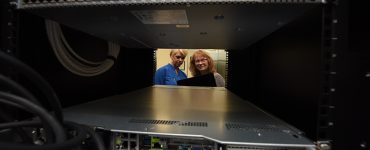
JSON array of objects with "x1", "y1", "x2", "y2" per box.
[{"x1": 154, "y1": 64, "x2": 187, "y2": 85}]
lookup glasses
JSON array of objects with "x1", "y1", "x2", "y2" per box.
[
  {"x1": 195, "y1": 58, "x2": 208, "y2": 63},
  {"x1": 175, "y1": 56, "x2": 185, "y2": 59}
]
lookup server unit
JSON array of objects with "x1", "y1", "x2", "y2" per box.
[{"x1": 0, "y1": 0, "x2": 368, "y2": 150}]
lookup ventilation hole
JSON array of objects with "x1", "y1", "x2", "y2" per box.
[
  {"x1": 324, "y1": 39, "x2": 332, "y2": 47},
  {"x1": 130, "y1": 141, "x2": 136, "y2": 148},
  {"x1": 227, "y1": 145, "x2": 289, "y2": 150},
  {"x1": 178, "y1": 121, "x2": 207, "y2": 127},
  {"x1": 319, "y1": 118, "x2": 328, "y2": 127},
  {"x1": 292, "y1": 134, "x2": 299, "y2": 139},
  {"x1": 321, "y1": 95, "x2": 329, "y2": 105},
  {"x1": 320, "y1": 107, "x2": 329, "y2": 115},
  {"x1": 225, "y1": 123, "x2": 281, "y2": 132},
  {"x1": 319, "y1": 130, "x2": 327, "y2": 139},
  {"x1": 129, "y1": 119, "x2": 207, "y2": 127}
]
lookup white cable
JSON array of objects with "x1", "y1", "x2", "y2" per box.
[
  {"x1": 47, "y1": 20, "x2": 117, "y2": 76},
  {"x1": 48, "y1": 20, "x2": 119, "y2": 75},
  {"x1": 45, "y1": 20, "x2": 120, "y2": 76},
  {"x1": 59, "y1": 25, "x2": 103, "y2": 66}
]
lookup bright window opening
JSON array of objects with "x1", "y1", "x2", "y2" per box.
[{"x1": 155, "y1": 48, "x2": 227, "y2": 80}]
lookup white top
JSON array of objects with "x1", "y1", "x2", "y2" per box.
[{"x1": 214, "y1": 72, "x2": 225, "y2": 87}]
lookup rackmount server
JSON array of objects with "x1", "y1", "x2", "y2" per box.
[{"x1": 1, "y1": 0, "x2": 368, "y2": 150}]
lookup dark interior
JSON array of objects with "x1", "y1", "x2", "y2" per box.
[
  {"x1": 17, "y1": 2, "x2": 323, "y2": 140},
  {"x1": 27, "y1": 3, "x2": 320, "y2": 49},
  {"x1": 1, "y1": 0, "x2": 369, "y2": 149}
]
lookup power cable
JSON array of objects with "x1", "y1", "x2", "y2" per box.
[
  {"x1": 45, "y1": 20, "x2": 120, "y2": 77},
  {"x1": 0, "y1": 121, "x2": 105, "y2": 150},
  {"x1": 0, "y1": 51, "x2": 64, "y2": 123},
  {"x1": 0, "y1": 92, "x2": 66, "y2": 143}
]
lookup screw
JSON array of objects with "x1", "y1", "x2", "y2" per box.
[
  {"x1": 320, "y1": 143, "x2": 330, "y2": 150},
  {"x1": 360, "y1": 141, "x2": 367, "y2": 148},
  {"x1": 365, "y1": 72, "x2": 370, "y2": 78}
]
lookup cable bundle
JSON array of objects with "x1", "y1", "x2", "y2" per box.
[
  {"x1": 45, "y1": 19, "x2": 120, "y2": 77},
  {"x1": 0, "y1": 51, "x2": 105, "y2": 150}
]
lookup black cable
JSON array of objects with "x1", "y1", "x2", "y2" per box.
[
  {"x1": 0, "y1": 93, "x2": 54, "y2": 143},
  {"x1": 0, "y1": 120, "x2": 39, "y2": 129},
  {"x1": 0, "y1": 121, "x2": 85, "y2": 150},
  {"x1": 0, "y1": 74, "x2": 41, "y2": 106},
  {"x1": 0, "y1": 98, "x2": 65, "y2": 144},
  {"x1": 0, "y1": 121, "x2": 105, "y2": 150},
  {"x1": 82, "y1": 125, "x2": 106, "y2": 150},
  {"x1": 0, "y1": 52, "x2": 106, "y2": 150},
  {"x1": 0, "y1": 92, "x2": 66, "y2": 143},
  {"x1": 0, "y1": 109, "x2": 33, "y2": 144},
  {"x1": 0, "y1": 97, "x2": 56, "y2": 144},
  {"x1": 0, "y1": 51, "x2": 64, "y2": 123}
]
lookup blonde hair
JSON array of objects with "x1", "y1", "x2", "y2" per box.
[
  {"x1": 170, "y1": 49, "x2": 188, "y2": 57},
  {"x1": 189, "y1": 50, "x2": 216, "y2": 76}
]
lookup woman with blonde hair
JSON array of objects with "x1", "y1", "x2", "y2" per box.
[
  {"x1": 154, "y1": 49, "x2": 188, "y2": 85},
  {"x1": 189, "y1": 50, "x2": 225, "y2": 87}
]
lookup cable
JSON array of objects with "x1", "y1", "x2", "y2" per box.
[
  {"x1": 0, "y1": 36, "x2": 107, "y2": 149},
  {"x1": 0, "y1": 51, "x2": 63, "y2": 123},
  {"x1": 45, "y1": 20, "x2": 120, "y2": 77},
  {"x1": 0, "y1": 122, "x2": 86, "y2": 150},
  {"x1": 0, "y1": 120, "x2": 39, "y2": 129},
  {"x1": 0, "y1": 92, "x2": 66, "y2": 143},
  {"x1": 0, "y1": 109, "x2": 33, "y2": 144},
  {"x1": 82, "y1": 125, "x2": 106, "y2": 150},
  {"x1": 0, "y1": 73, "x2": 41, "y2": 141},
  {"x1": 0, "y1": 74, "x2": 40, "y2": 142},
  {"x1": 0, "y1": 74, "x2": 41, "y2": 106},
  {"x1": 0, "y1": 98, "x2": 106, "y2": 150},
  {"x1": 0, "y1": 121, "x2": 105, "y2": 150}
]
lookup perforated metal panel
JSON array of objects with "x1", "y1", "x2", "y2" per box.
[
  {"x1": 63, "y1": 86, "x2": 315, "y2": 149},
  {"x1": 129, "y1": 119, "x2": 208, "y2": 127},
  {"x1": 17, "y1": 0, "x2": 324, "y2": 9},
  {"x1": 16, "y1": 0, "x2": 323, "y2": 49}
]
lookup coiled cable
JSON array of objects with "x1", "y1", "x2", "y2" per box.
[{"x1": 45, "y1": 19, "x2": 120, "y2": 77}]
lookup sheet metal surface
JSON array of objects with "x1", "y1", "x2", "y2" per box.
[
  {"x1": 63, "y1": 86, "x2": 315, "y2": 148},
  {"x1": 19, "y1": 2, "x2": 321, "y2": 49}
]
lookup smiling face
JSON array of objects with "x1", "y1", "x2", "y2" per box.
[
  {"x1": 189, "y1": 50, "x2": 216, "y2": 76},
  {"x1": 194, "y1": 55, "x2": 209, "y2": 74}
]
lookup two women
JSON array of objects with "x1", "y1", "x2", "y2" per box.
[{"x1": 154, "y1": 49, "x2": 225, "y2": 87}]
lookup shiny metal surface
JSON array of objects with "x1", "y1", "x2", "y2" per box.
[
  {"x1": 18, "y1": 2, "x2": 322, "y2": 49},
  {"x1": 63, "y1": 85, "x2": 315, "y2": 148}
]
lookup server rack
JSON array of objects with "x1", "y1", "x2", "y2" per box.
[{"x1": 0, "y1": 0, "x2": 368, "y2": 149}]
